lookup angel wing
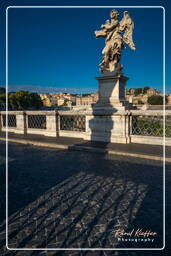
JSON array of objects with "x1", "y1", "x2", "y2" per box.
[{"x1": 119, "y1": 11, "x2": 136, "y2": 50}]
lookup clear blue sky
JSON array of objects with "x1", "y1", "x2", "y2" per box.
[{"x1": 0, "y1": 0, "x2": 170, "y2": 93}]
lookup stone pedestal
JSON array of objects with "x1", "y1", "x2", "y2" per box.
[
  {"x1": 85, "y1": 113, "x2": 131, "y2": 144},
  {"x1": 86, "y1": 74, "x2": 132, "y2": 144},
  {"x1": 95, "y1": 74, "x2": 131, "y2": 110}
]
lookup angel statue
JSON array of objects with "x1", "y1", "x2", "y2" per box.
[{"x1": 95, "y1": 9, "x2": 136, "y2": 74}]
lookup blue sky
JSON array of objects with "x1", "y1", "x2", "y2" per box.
[{"x1": 0, "y1": 0, "x2": 170, "y2": 93}]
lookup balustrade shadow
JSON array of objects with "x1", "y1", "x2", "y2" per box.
[{"x1": 0, "y1": 142, "x2": 165, "y2": 252}]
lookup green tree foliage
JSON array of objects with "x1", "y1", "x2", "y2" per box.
[
  {"x1": 0, "y1": 93, "x2": 6, "y2": 104},
  {"x1": 0, "y1": 87, "x2": 5, "y2": 94},
  {"x1": 134, "y1": 88, "x2": 143, "y2": 96},
  {"x1": 8, "y1": 91, "x2": 43, "y2": 110},
  {"x1": 143, "y1": 86, "x2": 150, "y2": 94},
  {"x1": 126, "y1": 89, "x2": 130, "y2": 95},
  {"x1": 62, "y1": 99, "x2": 69, "y2": 106},
  {"x1": 15, "y1": 91, "x2": 30, "y2": 109},
  {"x1": 28, "y1": 93, "x2": 43, "y2": 109},
  {"x1": 8, "y1": 93, "x2": 18, "y2": 109},
  {"x1": 147, "y1": 95, "x2": 168, "y2": 105}
]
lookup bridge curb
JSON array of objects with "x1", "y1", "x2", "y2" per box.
[{"x1": 0, "y1": 137, "x2": 170, "y2": 163}]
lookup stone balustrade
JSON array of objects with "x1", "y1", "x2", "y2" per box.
[{"x1": 0, "y1": 110, "x2": 171, "y2": 146}]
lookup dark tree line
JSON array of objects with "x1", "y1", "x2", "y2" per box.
[
  {"x1": 147, "y1": 95, "x2": 168, "y2": 105},
  {"x1": 0, "y1": 90, "x2": 43, "y2": 110}
]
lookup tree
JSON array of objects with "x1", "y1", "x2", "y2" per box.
[
  {"x1": 143, "y1": 86, "x2": 150, "y2": 94},
  {"x1": 8, "y1": 91, "x2": 43, "y2": 110},
  {"x1": 0, "y1": 93, "x2": 6, "y2": 104},
  {"x1": 82, "y1": 93, "x2": 91, "y2": 97},
  {"x1": 0, "y1": 88, "x2": 5, "y2": 94},
  {"x1": 8, "y1": 93, "x2": 18, "y2": 109},
  {"x1": 62, "y1": 99, "x2": 69, "y2": 106},
  {"x1": 126, "y1": 89, "x2": 130, "y2": 95},
  {"x1": 28, "y1": 93, "x2": 43, "y2": 109},
  {"x1": 134, "y1": 88, "x2": 143, "y2": 96},
  {"x1": 14, "y1": 91, "x2": 30, "y2": 109},
  {"x1": 147, "y1": 95, "x2": 167, "y2": 105}
]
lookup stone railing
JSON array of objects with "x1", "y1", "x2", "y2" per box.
[
  {"x1": 130, "y1": 110, "x2": 171, "y2": 146},
  {"x1": 0, "y1": 110, "x2": 86, "y2": 139},
  {"x1": 0, "y1": 110, "x2": 171, "y2": 146}
]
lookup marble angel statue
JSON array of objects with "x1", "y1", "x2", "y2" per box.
[{"x1": 95, "y1": 9, "x2": 136, "y2": 74}]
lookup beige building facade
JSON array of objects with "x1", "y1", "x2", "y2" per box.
[
  {"x1": 126, "y1": 88, "x2": 162, "y2": 105},
  {"x1": 147, "y1": 88, "x2": 158, "y2": 96},
  {"x1": 76, "y1": 93, "x2": 99, "y2": 106},
  {"x1": 167, "y1": 94, "x2": 171, "y2": 105},
  {"x1": 39, "y1": 93, "x2": 77, "y2": 107}
]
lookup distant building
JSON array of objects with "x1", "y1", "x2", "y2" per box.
[
  {"x1": 91, "y1": 93, "x2": 99, "y2": 102},
  {"x1": 39, "y1": 92, "x2": 78, "y2": 107},
  {"x1": 76, "y1": 93, "x2": 99, "y2": 105},
  {"x1": 167, "y1": 93, "x2": 171, "y2": 105},
  {"x1": 70, "y1": 95, "x2": 76, "y2": 105},
  {"x1": 132, "y1": 94, "x2": 148, "y2": 104},
  {"x1": 126, "y1": 87, "x2": 163, "y2": 105},
  {"x1": 39, "y1": 94, "x2": 52, "y2": 107},
  {"x1": 50, "y1": 97, "x2": 58, "y2": 106},
  {"x1": 130, "y1": 88, "x2": 135, "y2": 95},
  {"x1": 147, "y1": 88, "x2": 158, "y2": 96},
  {"x1": 57, "y1": 98, "x2": 65, "y2": 106}
]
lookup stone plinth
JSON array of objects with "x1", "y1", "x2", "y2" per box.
[
  {"x1": 85, "y1": 112, "x2": 131, "y2": 144},
  {"x1": 95, "y1": 74, "x2": 131, "y2": 111}
]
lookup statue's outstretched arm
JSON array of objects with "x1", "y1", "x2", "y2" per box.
[
  {"x1": 95, "y1": 20, "x2": 118, "y2": 38},
  {"x1": 101, "y1": 21, "x2": 118, "y2": 31}
]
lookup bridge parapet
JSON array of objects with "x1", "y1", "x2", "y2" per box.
[{"x1": 0, "y1": 110, "x2": 171, "y2": 146}]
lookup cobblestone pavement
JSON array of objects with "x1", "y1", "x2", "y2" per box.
[{"x1": 0, "y1": 142, "x2": 170, "y2": 255}]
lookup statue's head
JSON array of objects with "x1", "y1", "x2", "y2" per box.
[
  {"x1": 124, "y1": 11, "x2": 129, "y2": 17},
  {"x1": 110, "y1": 9, "x2": 119, "y2": 19}
]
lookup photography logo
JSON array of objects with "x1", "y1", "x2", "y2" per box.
[{"x1": 112, "y1": 228, "x2": 158, "y2": 243}]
